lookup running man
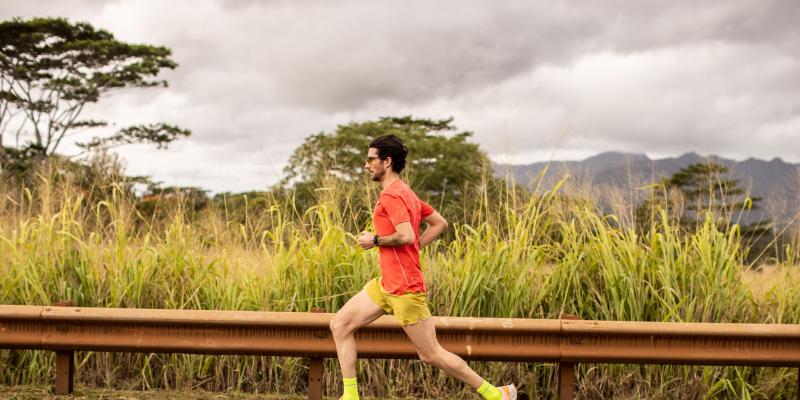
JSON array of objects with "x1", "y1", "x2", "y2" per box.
[{"x1": 329, "y1": 135, "x2": 517, "y2": 400}]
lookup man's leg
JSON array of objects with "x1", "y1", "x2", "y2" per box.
[
  {"x1": 402, "y1": 317, "x2": 484, "y2": 388},
  {"x1": 404, "y1": 318, "x2": 516, "y2": 399},
  {"x1": 329, "y1": 289, "x2": 386, "y2": 377}
]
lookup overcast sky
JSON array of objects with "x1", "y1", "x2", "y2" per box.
[{"x1": 2, "y1": 0, "x2": 799, "y2": 193}]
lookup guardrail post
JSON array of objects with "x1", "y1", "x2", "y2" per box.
[
  {"x1": 558, "y1": 362, "x2": 575, "y2": 400},
  {"x1": 308, "y1": 357, "x2": 323, "y2": 400},
  {"x1": 559, "y1": 313, "x2": 579, "y2": 400},
  {"x1": 308, "y1": 307, "x2": 326, "y2": 400},
  {"x1": 55, "y1": 351, "x2": 74, "y2": 394},
  {"x1": 52, "y1": 300, "x2": 76, "y2": 395}
]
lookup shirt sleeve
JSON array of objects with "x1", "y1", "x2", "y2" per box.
[
  {"x1": 420, "y1": 200, "x2": 435, "y2": 218},
  {"x1": 380, "y1": 194, "x2": 410, "y2": 226}
]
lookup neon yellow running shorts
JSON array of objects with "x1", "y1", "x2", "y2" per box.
[{"x1": 364, "y1": 277, "x2": 431, "y2": 326}]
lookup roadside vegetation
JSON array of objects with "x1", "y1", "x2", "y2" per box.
[{"x1": 1, "y1": 156, "x2": 798, "y2": 399}]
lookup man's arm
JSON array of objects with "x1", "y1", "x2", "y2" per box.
[
  {"x1": 419, "y1": 211, "x2": 448, "y2": 249},
  {"x1": 356, "y1": 215, "x2": 447, "y2": 249},
  {"x1": 378, "y1": 222, "x2": 414, "y2": 246},
  {"x1": 356, "y1": 222, "x2": 414, "y2": 249}
]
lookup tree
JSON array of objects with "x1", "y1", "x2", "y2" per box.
[
  {"x1": 665, "y1": 163, "x2": 765, "y2": 229},
  {"x1": 0, "y1": 17, "x2": 190, "y2": 173},
  {"x1": 136, "y1": 183, "x2": 209, "y2": 221},
  {"x1": 281, "y1": 116, "x2": 494, "y2": 220},
  {"x1": 637, "y1": 162, "x2": 772, "y2": 262},
  {"x1": 284, "y1": 116, "x2": 486, "y2": 187}
]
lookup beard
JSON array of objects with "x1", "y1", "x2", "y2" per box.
[{"x1": 370, "y1": 169, "x2": 383, "y2": 182}]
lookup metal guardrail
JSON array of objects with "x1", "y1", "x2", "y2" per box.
[{"x1": 2, "y1": 304, "x2": 800, "y2": 399}]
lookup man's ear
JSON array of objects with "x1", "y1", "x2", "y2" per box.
[{"x1": 384, "y1": 156, "x2": 393, "y2": 170}]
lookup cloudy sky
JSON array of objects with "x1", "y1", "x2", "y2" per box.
[{"x1": 2, "y1": 0, "x2": 799, "y2": 193}]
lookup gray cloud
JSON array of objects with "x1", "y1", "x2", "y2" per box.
[{"x1": 2, "y1": 0, "x2": 800, "y2": 192}]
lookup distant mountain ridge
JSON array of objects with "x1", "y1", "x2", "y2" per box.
[{"x1": 494, "y1": 152, "x2": 800, "y2": 225}]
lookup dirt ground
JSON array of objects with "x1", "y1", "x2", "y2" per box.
[
  {"x1": 0, "y1": 386, "x2": 307, "y2": 400},
  {"x1": 0, "y1": 386, "x2": 416, "y2": 400}
]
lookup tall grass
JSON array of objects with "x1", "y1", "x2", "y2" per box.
[{"x1": 1, "y1": 164, "x2": 799, "y2": 399}]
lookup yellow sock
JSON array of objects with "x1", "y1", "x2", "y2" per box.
[
  {"x1": 477, "y1": 379, "x2": 502, "y2": 400},
  {"x1": 342, "y1": 376, "x2": 359, "y2": 400}
]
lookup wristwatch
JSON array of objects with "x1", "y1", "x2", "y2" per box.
[{"x1": 373, "y1": 235, "x2": 379, "y2": 246}]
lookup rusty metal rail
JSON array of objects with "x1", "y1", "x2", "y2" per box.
[{"x1": 2, "y1": 305, "x2": 800, "y2": 399}]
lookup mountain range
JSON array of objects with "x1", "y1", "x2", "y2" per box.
[{"x1": 495, "y1": 152, "x2": 800, "y2": 225}]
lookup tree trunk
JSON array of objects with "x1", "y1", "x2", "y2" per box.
[{"x1": 0, "y1": 132, "x2": 7, "y2": 172}]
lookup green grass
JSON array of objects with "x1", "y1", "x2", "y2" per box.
[{"x1": 1, "y1": 167, "x2": 799, "y2": 399}]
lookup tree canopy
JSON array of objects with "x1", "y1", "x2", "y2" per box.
[
  {"x1": 284, "y1": 116, "x2": 486, "y2": 184},
  {"x1": 281, "y1": 116, "x2": 494, "y2": 215},
  {"x1": 636, "y1": 161, "x2": 773, "y2": 263},
  {"x1": 0, "y1": 17, "x2": 190, "y2": 174}
]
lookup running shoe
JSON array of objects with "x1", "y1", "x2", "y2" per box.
[{"x1": 499, "y1": 383, "x2": 517, "y2": 400}]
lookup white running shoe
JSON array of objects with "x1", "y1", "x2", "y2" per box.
[{"x1": 499, "y1": 383, "x2": 517, "y2": 400}]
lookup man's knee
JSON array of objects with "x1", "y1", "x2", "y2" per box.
[
  {"x1": 330, "y1": 313, "x2": 352, "y2": 337},
  {"x1": 417, "y1": 348, "x2": 443, "y2": 366}
]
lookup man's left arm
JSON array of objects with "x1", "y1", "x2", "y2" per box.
[{"x1": 357, "y1": 223, "x2": 413, "y2": 249}]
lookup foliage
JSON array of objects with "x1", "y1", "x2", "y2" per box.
[
  {"x1": 283, "y1": 116, "x2": 483, "y2": 185},
  {"x1": 668, "y1": 163, "x2": 751, "y2": 219},
  {"x1": 136, "y1": 184, "x2": 209, "y2": 219},
  {"x1": 0, "y1": 17, "x2": 190, "y2": 174}
]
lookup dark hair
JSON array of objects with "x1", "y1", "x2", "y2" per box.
[{"x1": 369, "y1": 134, "x2": 408, "y2": 173}]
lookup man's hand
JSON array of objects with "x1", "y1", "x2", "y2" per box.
[{"x1": 357, "y1": 231, "x2": 375, "y2": 250}]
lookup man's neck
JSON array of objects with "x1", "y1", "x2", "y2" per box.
[{"x1": 379, "y1": 172, "x2": 401, "y2": 189}]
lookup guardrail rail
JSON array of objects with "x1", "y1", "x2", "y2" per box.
[{"x1": 2, "y1": 304, "x2": 800, "y2": 399}]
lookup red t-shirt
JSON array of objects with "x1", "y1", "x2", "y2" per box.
[{"x1": 373, "y1": 180, "x2": 435, "y2": 295}]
